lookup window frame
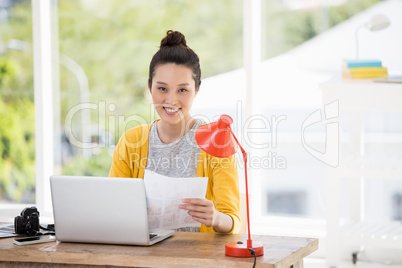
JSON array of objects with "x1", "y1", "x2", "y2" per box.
[
  {"x1": 0, "y1": 0, "x2": 54, "y2": 221},
  {"x1": 32, "y1": 0, "x2": 55, "y2": 217}
]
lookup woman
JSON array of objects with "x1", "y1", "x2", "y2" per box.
[{"x1": 109, "y1": 30, "x2": 240, "y2": 234}]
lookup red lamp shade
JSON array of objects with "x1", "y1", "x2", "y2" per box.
[
  {"x1": 194, "y1": 114, "x2": 264, "y2": 258},
  {"x1": 195, "y1": 115, "x2": 237, "y2": 158}
]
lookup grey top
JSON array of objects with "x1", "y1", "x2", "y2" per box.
[
  {"x1": 145, "y1": 119, "x2": 204, "y2": 178},
  {"x1": 145, "y1": 119, "x2": 204, "y2": 232}
]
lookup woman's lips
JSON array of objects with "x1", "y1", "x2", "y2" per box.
[{"x1": 163, "y1": 107, "x2": 180, "y2": 115}]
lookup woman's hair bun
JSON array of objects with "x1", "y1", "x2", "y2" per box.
[
  {"x1": 160, "y1": 30, "x2": 187, "y2": 47},
  {"x1": 149, "y1": 30, "x2": 201, "y2": 88}
]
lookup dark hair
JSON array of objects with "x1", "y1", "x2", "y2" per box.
[{"x1": 148, "y1": 30, "x2": 201, "y2": 89}]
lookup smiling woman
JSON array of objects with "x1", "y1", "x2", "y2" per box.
[{"x1": 109, "y1": 30, "x2": 241, "y2": 235}]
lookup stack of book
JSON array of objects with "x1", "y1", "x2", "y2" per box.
[{"x1": 342, "y1": 59, "x2": 388, "y2": 79}]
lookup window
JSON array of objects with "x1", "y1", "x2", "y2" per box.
[
  {"x1": 0, "y1": 0, "x2": 34, "y2": 205},
  {"x1": 267, "y1": 190, "x2": 307, "y2": 215},
  {"x1": 392, "y1": 192, "x2": 402, "y2": 221}
]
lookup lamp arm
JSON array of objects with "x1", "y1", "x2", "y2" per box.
[
  {"x1": 228, "y1": 128, "x2": 247, "y2": 160},
  {"x1": 229, "y1": 128, "x2": 252, "y2": 246}
]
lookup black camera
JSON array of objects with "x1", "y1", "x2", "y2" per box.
[{"x1": 14, "y1": 206, "x2": 40, "y2": 236}]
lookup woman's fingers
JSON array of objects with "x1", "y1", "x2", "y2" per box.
[{"x1": 179, "y1": 198, "x2": 216, "y2": 227}]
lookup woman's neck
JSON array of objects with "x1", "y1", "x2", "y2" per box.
[{"x1": 156, "y1": 117, "x2": 196, "y2": 144}]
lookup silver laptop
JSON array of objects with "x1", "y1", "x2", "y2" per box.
[{"x1": 50, "y1": 175, "x2": 174, "y2": 246}]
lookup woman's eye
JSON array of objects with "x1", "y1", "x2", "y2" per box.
[
  {"x1": 179, "y1": 88, "x2": 188, "y2": 92},
  {"x1": 158, "y1": 87, "x2": 167, "y2": 91}
]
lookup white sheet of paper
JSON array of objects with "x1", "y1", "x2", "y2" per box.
[{"x1": 143, "y1": 170, "x2": 208, "y2": 232}]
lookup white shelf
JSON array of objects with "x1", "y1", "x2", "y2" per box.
[
  {"x1": 322, "y1": 77, "x2": 402, "y2": 267},
  {"x1": 362, "y1": 133, "x2": 402, "y2": 143},
  {"x1": 338, "y1": 155, "x2": 402, "y2": 179},
  {"x1": 341, "y1": 221, "x2": 402, "y2": 249},
  {"x1": 339, "y1": 167, "x2": 402, "y2": 179},
  {"x1": 321, "y1": 77, "x2": 402, "y2": 112},
  {"x1": 275, "y1": 132, "x2": 402, "y2": 144}
]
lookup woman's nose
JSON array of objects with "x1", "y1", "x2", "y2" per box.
[{"x1": 166, "y1": 91, "x2": 177, "y2": 105}]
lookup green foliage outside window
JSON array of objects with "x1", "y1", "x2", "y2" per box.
[
  {"x1": 262, "y1": 0, "x2": 381, "y2": 59},
  {"x1": 0, "y1": 97, "x2": 35, "y2": 203}
]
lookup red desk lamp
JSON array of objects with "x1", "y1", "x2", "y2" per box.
[{"x1": 195, "y1": 114, "x2": 264, "y2": 257}]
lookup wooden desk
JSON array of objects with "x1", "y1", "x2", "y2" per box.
[{"x1": 0, "y1": 232, "x2": 318, "y2": 268}]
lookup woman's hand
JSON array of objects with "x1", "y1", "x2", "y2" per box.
[{"x1": 179, "y1": 198, "x2": 233, "y2": 233}]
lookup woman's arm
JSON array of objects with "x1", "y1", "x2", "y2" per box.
[{"x1": 185, "y1": 153, "x2": 241, "y2": 234}]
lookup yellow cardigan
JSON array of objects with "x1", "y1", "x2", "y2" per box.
[{"x1": 109, "y1": 122, "x2": 241, "y2": 234}]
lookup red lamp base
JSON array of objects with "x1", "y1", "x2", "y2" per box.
[{"x1": 225, "y1": 240, "x2": 264, "y2": 257}]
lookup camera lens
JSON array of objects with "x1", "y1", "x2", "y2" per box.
[{"x1": 14, "y1": 216, "x2": 24, "y2": 234}]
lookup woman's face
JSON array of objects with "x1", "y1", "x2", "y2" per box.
[{"x1": 150, "y1": 63, "x2": 198, "y2": 126}]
